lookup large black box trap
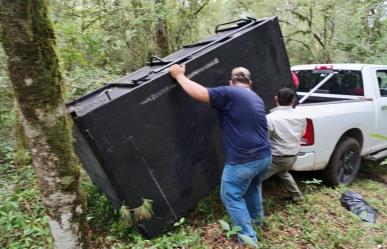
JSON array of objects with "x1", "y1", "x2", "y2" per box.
[{"x1": 68, "y1": 17, "x2": 293, "y2": 238}]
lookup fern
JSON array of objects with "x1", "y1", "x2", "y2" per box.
[
  {"x1": 134, "y1": 199, "x2": 153, "y2": 221},
  {"x1": 119, "y1": 199, "x2": 153, "y2": 228},
  {"x1": 119, "y1": 205, "x2": 132, "y2": 228}
]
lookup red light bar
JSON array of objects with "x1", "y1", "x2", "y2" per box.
[{"x1": 314, "y1": 65, "x2": 333, "y2": 70}]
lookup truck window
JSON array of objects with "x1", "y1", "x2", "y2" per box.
[
  {"x1": 376, "y1": 70, "x2": 387, "y2": 97},
  {"x1": 294, "y1": 70, "x2": 364, "y2": 96}
]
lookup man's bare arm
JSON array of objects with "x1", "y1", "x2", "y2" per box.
[{"x1": 169, "y1": 64, "x2": 209, "y2": 103}]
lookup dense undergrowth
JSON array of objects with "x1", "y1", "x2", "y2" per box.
[
  {"x1": 1, "y1": 139, "x2": 386, "y2": 249},
  {"x1": 0, "y1": 148, "x2": 52, "y2": 249}
]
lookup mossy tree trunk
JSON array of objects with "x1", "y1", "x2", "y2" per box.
[{"x1": 0, "y1": 1, "x2": 89, "y2": 248}]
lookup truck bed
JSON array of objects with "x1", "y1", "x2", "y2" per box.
[{"x1": 297, "y1": 92, "x2": 366, "y2": 105}]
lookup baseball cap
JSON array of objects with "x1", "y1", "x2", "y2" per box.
[{"x1": 231, "y1": 67, "x2": 252, "y2": 84}]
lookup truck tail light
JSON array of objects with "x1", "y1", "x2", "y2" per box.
[{"x1": 301, "y1": 118, "x2": 314, "y2": 146}]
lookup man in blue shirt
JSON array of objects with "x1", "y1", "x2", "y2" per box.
[{"x1": 169, "y1": 64, "x2": 272, "y2": 242}]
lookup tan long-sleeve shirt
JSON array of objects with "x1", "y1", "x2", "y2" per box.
[{"x1": 266, "y1": 106, "x2": 306, "y2": 156}]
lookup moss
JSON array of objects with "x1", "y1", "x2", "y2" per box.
[
  {"x1": 61, "y1": 176, "x2": 76, "y2": 191},
  {"x1": 0, "y1": 1, "x2": 89, "y2": 247}
]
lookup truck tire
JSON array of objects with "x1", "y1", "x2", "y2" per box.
[{"x1": 323, "y1": 137, "x2": 361, "y2": 186}]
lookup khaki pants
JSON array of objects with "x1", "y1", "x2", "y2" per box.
[{"x1": 263, "y1": 155, "x2": 303, "y2": 198}]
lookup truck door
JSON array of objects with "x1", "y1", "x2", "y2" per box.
[{"x1": 376, "y1": 69, "x2": 387, "y2": 146}]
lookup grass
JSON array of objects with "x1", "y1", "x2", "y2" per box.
[
  {"x1": 259, "y1": 180, "x2": 386, "y2": 249},
  {"x1": 1, "y1": 151, "x2": 386, "y2": 248}
]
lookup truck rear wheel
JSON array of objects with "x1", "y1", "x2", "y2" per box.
[{"x1": 323, "y1": 137, "x2": 361, "y2": 186}]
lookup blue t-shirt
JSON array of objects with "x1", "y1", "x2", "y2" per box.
[{"x1": 208, "y1": 86, "x2": 271, "y2": 165}]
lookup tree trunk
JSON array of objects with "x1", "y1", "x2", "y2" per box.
[
  {"x1": 0, "y1": 1, "x2": 89, "y2": 248},
  {"x1": 155, "y1": 19, "x2": 170, "y2": 57},
  {"x1": 155, "y1": 0, "x2": 170, "y2": 57}
]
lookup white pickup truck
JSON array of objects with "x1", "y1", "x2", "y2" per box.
[{"x1": 290, "y1": 64, "x2": 387, "y2": 186}]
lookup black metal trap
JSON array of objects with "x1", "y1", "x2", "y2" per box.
[{"x1": 67, "y1": 17, "x2": 293, "y2": 238}]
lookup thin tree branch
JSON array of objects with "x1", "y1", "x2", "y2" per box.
[
  {"x1": 286, "y1": 37, "x2": 316, "y2": 61},
  {"x1": 285, "y1": 8, "x2": 325, "y2": 49}
]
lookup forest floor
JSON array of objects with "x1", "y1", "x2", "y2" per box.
[
  {"x1": 117, "y1": 161, "x2": 386, "y2": 249},
  {"x1": 1, "y1": 154, "x2": 386, "y2": 249}
]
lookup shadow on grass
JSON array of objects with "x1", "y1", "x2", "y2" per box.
[{"x1": 358, "y1": 161, "x2": 387, "y2": 185}]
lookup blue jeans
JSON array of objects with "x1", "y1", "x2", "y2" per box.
[{"x1": 220, "y1": 156, "x2": 272, "y2": 241}]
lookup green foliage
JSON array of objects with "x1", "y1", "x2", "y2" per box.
[
  {"x1": 173, "y1": 217, "x2": 185, "y2": 227},
  {"x1": 1, "y1": 156, "x2": 386, "y2": 248},
  {"x1": 104, "y1": 219, "x2": 202, "y2": 249},
  {"x1": 81, "y1": 177, "x2": 116, "y2": 229},
  {"x1": 52, "y1": 0, "x2": 213, "y2": 74},
  {"x1": 136, "y1": 229, "x2": 203, "y2": 249},
  {"x1": 48, "y1": 0, "x2": 219, "y2": 101},
  {"x1": 218, "y1": 219, "x2": 230, "y2": 231},
  {"x1": 226, "y1": 226, "x2": 242, "y2": 239},
  {"x1": 47, "y1": 0, "x2": 387, "y2": 102},
  {"x1": 239, "y1": 234, "x2": 259, "y2": 248},
  {"x1": 302, "y1": 178, "x2": 323, "y2": 185},
  {"x1": 218, "y1": 220, "x2": 243, "y2": 242},
  {"x1": 81, "y1": 177, "x2": 134, "y2": 240},
  {"x1": 0, "y1": 148, "x2": 52, "y2": 248},
  {"x1": 0, "y1": 57, "x2": 52, "y2": 246},
  {"x1": 204, "y1": 0, "x2": 387, "y2": 65},
  {"x1": 63, "y1": 67, "x2": 118, "y2": 100},
  {"x1": 218, "y1": 219, "x2": 258, "y2": 247},
  {"x1": 302, "y1": 178, "x2": 323, "y2": 193},
  {"x1": 192, "y1": 187, "x2": 223, "y2": 223}
]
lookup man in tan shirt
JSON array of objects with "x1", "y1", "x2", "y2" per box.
[{"x1": 264, "y1": 87, "x2": 306, "y2": 202}]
